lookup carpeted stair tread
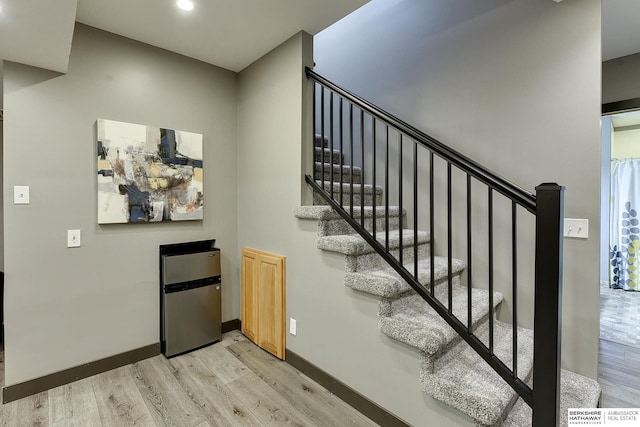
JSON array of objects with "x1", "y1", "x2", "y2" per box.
[
  {"x1": 421, "y1": 320, "x2": 534, "y2": 426},
  {"x1": 500, "y1": 370, "x2": 601, "y2": 427},
  {"x1": 315, "y1": 181, "x2": 383, "y2": 196},
  {"x1": 315, "y1": 147, "x2": 342, "y2": 163},
  {"x1": 295, "y1": 205, "x2": 404, "y2": 237},
  {"x1": 314, "y1": 162, "x2": 362, "y2": 184},
  {"x1": 346, "y1": 256, "x2": 465, "y2": 298},
  {"x1": 294, "y1": 205, "x2": 402, "y2": 221},
  {"x1": 379, "y1": 286, "x2": 503, "y2": 355},
  {"x1": 313, "y1": 181, "x2": 384, "y2": 206},
  {"x1": 318, "y1": 229, "x2": 429, "y2": 256},
  {"x1": 314, "y1": 134, "x2": 330, "y2": 148}
]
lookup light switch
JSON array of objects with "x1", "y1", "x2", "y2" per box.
[
  {"x1": 67, "y1": 229, "x2": 81, "y2": 248},
  {"x1": 14, "y1": 186, "x2": 29, "y2": 204},
  {"x1": 564, "y1": 218, "x2": 588, "y2": 239}
]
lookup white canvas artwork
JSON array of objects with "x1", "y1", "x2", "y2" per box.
[{"x1": 97, "y1": 119, "x2": 203, "y2": 224}]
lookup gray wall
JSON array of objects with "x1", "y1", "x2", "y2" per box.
[
  {"x1": 603, "y1": 53, "x2": 640, "y2": 104},
  {"x1": 315, "y1": 0, "x2": 601, "y2": 380},
  {"x1": 238, "y1": 31, "x2": 314, "y2": 255},
  {"x1": 3, "y1": 24, "x2": 239, "y2": 386}
]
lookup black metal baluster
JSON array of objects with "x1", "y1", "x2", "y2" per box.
[
  {"x1": 385, "y1": 125, "x2": 390, "y2": 252},
  {"x1": 339, "y1": 97, "x2": 344, "y2": 206},
  {"x1": 467, "y1": 174, "x2": 473, "y2": 331},
  {"x1": 512, "y1": 201, "x2": 518, "y2": 378},
  {"x1": 414, "y1": 141, "x2": 418, "y2": 279},
  {"x1": 329, "y1": 91, "x2": 334, "y2": 200},
  {"x1": 430, "y1": 152, "x2": 435, "y2": 296},
  {"x1": 360, "y1": 109, "x2": 365, "y2": 228},
  {"x1": 372, "y1": 118, "x2": 377, "y2": 240},
  {"x1": 313, "y1": 82, "x2": 317, "y2": 181},
  {"x1": 488, "y1": 188, "x2": 494, "y2": 353},
  {"x1": 320, "y1": 87, "x2": 325, "y2": 188},
  {"x1": 349, "y1": 104, "x2": 354, "y2": 217},
  {"x1": 447, "y1": 163, "x2": 452, "y2": 314},
  {"x1": 399, "y1": 134, "x2": 404, "y2": 266}
]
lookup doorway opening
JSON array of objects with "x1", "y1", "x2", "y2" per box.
[{"x1": 599, "y1": 106, "x2": 640, "y2": 407}]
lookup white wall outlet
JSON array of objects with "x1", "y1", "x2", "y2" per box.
[
  {"x1": 289, "y1": 318, "x2": 297, "y2": 336},
  {"x1": 67, "y1": 229, "x2": 81, "y2": 248},
  {"x1": 564, "y1": 218, "x2": 589, "y2": 239},
  {"x1": 14, "y1": 186, "x2": 29, "y2": 204}
]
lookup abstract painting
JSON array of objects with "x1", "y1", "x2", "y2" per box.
[{"x1": 97, "y1": 119, "x2": 203, "y2": 224}]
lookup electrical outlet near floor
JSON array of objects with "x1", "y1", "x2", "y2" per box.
[{"x1": 290, "y1": 318, "x2": 297, "y2": 336}]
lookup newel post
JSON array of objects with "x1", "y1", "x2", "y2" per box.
[{"x1": 532, "y1": 183, "x2": 565, "y2": 427}]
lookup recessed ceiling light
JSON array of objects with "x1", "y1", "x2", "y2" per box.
[{"x1": 177, "y1": 0, "x2": 194, "y2": 11}]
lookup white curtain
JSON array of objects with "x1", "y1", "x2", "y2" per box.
[{"x1": 610, "y1": 159, "x2": 640, "y2": 290}]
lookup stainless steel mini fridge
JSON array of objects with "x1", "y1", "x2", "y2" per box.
[{"x1": 160, "y1": 246, "x2": 221, "y2": 357}]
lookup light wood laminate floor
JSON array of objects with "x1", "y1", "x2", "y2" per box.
[
  {"x1": 0, "y1": 331, "x2": 378, "y2": 427},
  {"x1": 599, "y1": 338, "x2": 640, "y2": 408}
]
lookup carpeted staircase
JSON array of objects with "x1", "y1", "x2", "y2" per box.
[{"x1": 294, "y1": 136, "x2": 601, "y2": 427}]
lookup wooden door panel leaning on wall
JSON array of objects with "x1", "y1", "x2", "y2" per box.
[{"x1": 241, "y1": 248, "x2": 286, "y2": 359}]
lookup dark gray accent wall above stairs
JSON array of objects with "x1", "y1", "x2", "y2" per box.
[{"x1": 603, "y1": 52, "x2": 640, "y2": 104}]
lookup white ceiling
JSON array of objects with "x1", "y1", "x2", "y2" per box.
[
  {"x1": 0, "y1": 0, "x2": 637, "y2": 77},
  {"x1": 0, "y1": 0, "x2": 77, "y2": 73},
  {"x1": 0, "y1": 0, "x2": 368, "y2": 74},
  {"x1": 602, "y1": 0, "x2": 640, "y2": 62},
  {"x1": 611, "y1": 110, "x2": 640, "y2": 130},
  {"x1": 75, "y1": 0, "x2": 368, "y2": 72}
]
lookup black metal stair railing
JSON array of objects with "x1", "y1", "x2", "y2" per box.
[{"x1": 306, "y1": 67, "x2": 564, "y2": 427}]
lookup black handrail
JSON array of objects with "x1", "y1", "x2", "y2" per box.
[
  {"x1": 306, "y1": 67, "x2": 536, "y2": 213},
  {"x1": 306, "y1": 69, "x2": 563, "y2": 427}
]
